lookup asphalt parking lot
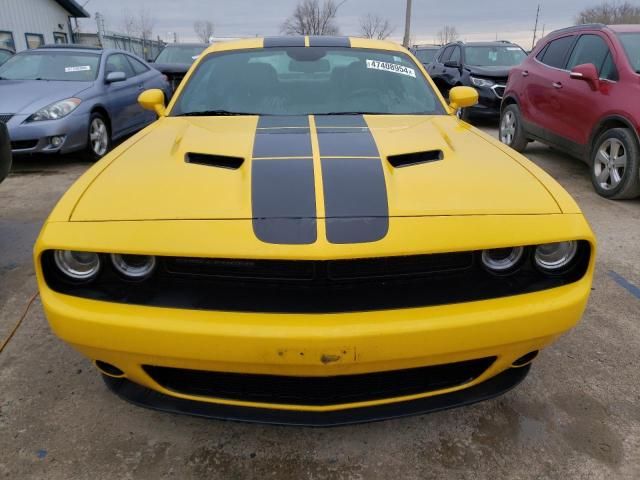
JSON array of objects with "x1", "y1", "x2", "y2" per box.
[{"x1": 1, "y1": 121, "x2": 639, "y2": 480}]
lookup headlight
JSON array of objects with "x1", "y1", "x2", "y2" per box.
[
  {"x1": 54, "y1": 250, "x2": 101, "y2": 281},
  {"x1": 534, "y1": 241, "x2": 578, "y2": 272},
  {"x1": 481, "y1": 247, "x2": 524, "y2": 273},
  {"x1": 27, "y1": 98, "x2": 81, "y2": 122},
  {"x1": 111, "y1": 254, "x2": 156, "y2": 280},
  {"x1": 471, "y1": 77, "x2": 495, "y2": 88}
]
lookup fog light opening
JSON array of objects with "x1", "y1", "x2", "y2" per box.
[
  {"x1": 512, "y1": 351, "x2": 539, "y2": 368},
  {"x1": 95, "y1": 360, "x2": 125, "y2": 378},
  {"x1": 49, "y1": 135, "x2": 65, "y2": 147}
]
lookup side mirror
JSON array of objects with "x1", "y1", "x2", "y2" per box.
[
  {"x1": 570, "y1": 63, "x2": 599, "y2": 90},
  {"x1": 105, "y1": 71, "x2": 126, "y2": 83},
  {"x1": 444, "y1": 60, "x2": 461, "y2": 69},
  {"x1": 449, "y1": 86, "x2": 478, "y2": 111},
  {"x1": 138, "y1": 89, "x2": 166, "y2": 117}
]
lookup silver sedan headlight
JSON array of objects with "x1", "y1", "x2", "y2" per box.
[{"x1": 27, "y1": 98, "x2": 81, "y2": 122}]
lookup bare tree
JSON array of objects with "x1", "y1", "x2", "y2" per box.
[
  {"x1": 194, "y1": 20, "x2": 215, "y2": 43},
  {"x1": 437, "y1": 25, "x2": 459, "y2": 45},
  {"x1": 136, "y1": 7, "x2": 156, "y2": 42},
  {"x1": 576, "y1": 1, "x2": 640, "y2": 24},
  {"x1": 281, "y1": 0, "x2": 346, "y2": 36},
  {"x1": 120, "y1": 9, "x2": 137, "y2": 37},
  {"x1": 360, "y1": 13, "x2": 394, "y2": 40}
]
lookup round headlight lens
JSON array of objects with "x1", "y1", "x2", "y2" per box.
[
  {"x1": 111, "y1": 254, "x2": 156, "y2": 280},
  {"x1": 54, "y1": 250, "x2": 101, "y2": 281},
  {"x1": 481, "y1": 247, "x2": 524, "y2": 273},
  {"x1": 534, "y1": 241, "x2": 578, "y2": 272}
]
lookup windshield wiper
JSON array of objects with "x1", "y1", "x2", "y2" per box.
[{"x1": 177, "y1": 110, "x2": 259, "y2": 117}]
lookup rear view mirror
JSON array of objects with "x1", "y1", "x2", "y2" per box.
[
  {"x1": 106, "y1": 71, "x2": 126, "y2": 83},
  {"x1": 570, "y1": 63, "x2": 599, "y2": 90}
]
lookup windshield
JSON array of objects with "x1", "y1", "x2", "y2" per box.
[
  {"x1": 155, "y1": 45, "x2": 207, "y2": 64},
  {"x1": 0, "y1": 51, "x2": 100, "y2": 81},
  {"x1": 0, "y1": 50, "x2": 12, "y2": 66},
  {"x1": 415, "y1": 49, "x2": 437, "y2": 64},
  {"x1": 172, "y1": 47, "x2": 445, "y2": 116},
  {"x1": 465, "y1": 46, "x2": 527, "y2": 67},
  {"x1": 618, "y1": 33, "x2": 640, "y2": 73}
]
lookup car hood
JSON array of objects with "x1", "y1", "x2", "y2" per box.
[
  {"x1": 465, "y1": 65, "x2": 513, "y2": 79},
  {"x1": 70, "y1": 115, "x2": 561, "y2": 222},
  {"x1": 152, "y1": 63, "x2": 191, "y2": 74},
  {"x1": 0, "y1": 80, "x2": 93, "y2": 114}
]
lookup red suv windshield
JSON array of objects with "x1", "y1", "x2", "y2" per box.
[{"x1": 617, "y1": 33, "x2": 640, "y2": 73}]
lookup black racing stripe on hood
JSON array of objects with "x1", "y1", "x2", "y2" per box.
[
  {"x1": 253, "y1": 115, "x2": 312, "y2": 158},
  {"x1": 252, "y1": 159, "x2": 317, "y2": 244},
  {"x1": 321, "y1": 158, "x2": 389, "y2": 244},
  {"x1": 264, "y1": 36, "x2": 305, "y2": 48},
  {"x1": 316, "y1": 115, "x2": 388, "y2": 244},
  {"x1": 308, "y1": 36, "x2": 350, "y2": 47},
  {"x1": 252, "y1": 115, "x2": 316, "y2": 244}
]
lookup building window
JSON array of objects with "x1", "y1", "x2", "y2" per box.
[
  {"x1": 25, "y1": 33, "x2": 45, "y2": 49},
  {"x1": 53, "y1": 32, "x2": 68, "y2": 44},
  {"x1": 0, "y1": 31, "x2": 15, "y2": 51}
]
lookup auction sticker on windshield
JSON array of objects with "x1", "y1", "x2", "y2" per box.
[
  {"x1": 366, "y1": 59, "x2": 416, "y2": 78},
  {"x1": 64, "y1": 66, "x2": 91, "y2": 73}
]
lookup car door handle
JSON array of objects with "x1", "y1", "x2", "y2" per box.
[
  {"x1": 552, "y1": 82, "x2": 563, "y2": 89},
  {"x1": 522, "y1": 70, "x2": 529, "y2": 77}
]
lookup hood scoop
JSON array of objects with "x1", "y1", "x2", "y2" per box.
[
  {"x1": 185, "y1": 152, "x2": 244, "y2": 170},
  {"x1": 387, "y1": 150, "x2": 443, "y2": 168}
]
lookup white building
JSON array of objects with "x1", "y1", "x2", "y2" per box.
[{"x1": 0, "y1": 0, "x2": 89, "y2": 52}]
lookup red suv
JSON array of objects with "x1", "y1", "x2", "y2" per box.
[{"x1": 501, "y1": 24, "x2": 640, "y2": 199}]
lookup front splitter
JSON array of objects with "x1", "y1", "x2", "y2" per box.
[{"x1": 102, "y1": 365, "x2": 531, "y2": 427}]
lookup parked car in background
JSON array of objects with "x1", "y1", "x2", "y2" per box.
[
  {"x1": 0, "y1": 47, "x2": 14, "y2": 66},
  {"x1": 0, "y1": 45, "x2": 171, "y2": 160},
  {"x1": 411, "y1": 45, "x2": 440, "y2": 67},
  {"x1": 0, "y1": 121, "x2": 11, "y2": 182},
  {"x1": 501, "y1": 24, "x2": 640, "y2": 200},
  {"x1": 427, "y1": 41, "x2": 527, "y2": 120},
  {"x1": 152, "y1": 43, "x2": 209, "y2": 93}
]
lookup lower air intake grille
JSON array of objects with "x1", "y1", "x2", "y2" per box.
[
  {"x1": 144, "y1": 357, "x2": 496, "y2": 406},
  {"x1": 0, "y1": 114, "x2": 13, "y2": 123}
]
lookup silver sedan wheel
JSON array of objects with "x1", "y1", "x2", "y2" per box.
[
  {"x1": 89, "y1": 118, "x2": 108, "y2": 157},
  {"x1": 500, "y1": 111, "x2": 516, "y2": 145},
  {"x1": 594, "y1": 138, "x2": 627, "y2": 191}
]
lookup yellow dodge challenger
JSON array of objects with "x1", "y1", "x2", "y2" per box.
[{"x1": 34, "y1": 36, "x2": 595, "y2": 426}]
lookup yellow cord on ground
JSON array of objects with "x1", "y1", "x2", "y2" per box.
[{"x1": 0, "y1": 292, "x2": 39, "y2": 354}]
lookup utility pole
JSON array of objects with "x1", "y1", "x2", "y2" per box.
[
  {"x1": 403, "y1": 0, "x2": 412, "y2": 47},
  {"x1": 531, "y1": 4, "x2": 541, "y2": 50}
]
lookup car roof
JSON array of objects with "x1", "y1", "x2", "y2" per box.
[
  {"x1": 457, "y1": 41, "x2": 522, "y2": 48},
  {"x1": 200, "y1": 36, "x2": 408, "y2": 56},
  {"x1": 605, "y1": 24, "x2": 640, "y2": 33},
  {"x1": 33, "y1": 45, "x2": 148, "y2": 57}
]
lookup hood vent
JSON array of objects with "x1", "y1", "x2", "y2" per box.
[
  {"x1": 387, "y1": 150, "x2": 443, "y2": 168},
  {"x1": 185, "y1": 152, "x2": 244, "y2": 170}
]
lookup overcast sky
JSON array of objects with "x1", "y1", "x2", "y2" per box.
[{"x1": 78, "y1": 0, "x2": 601, "y2": 48}]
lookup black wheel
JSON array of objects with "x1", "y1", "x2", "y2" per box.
[
  {"x1": 590, "y1": 128, "x2": 640, "y2": 200},
  {"x1": 83, "y1": 112, "x2": 111, "y2": 161},
  {"x1": 499, "y1": 104, "x2": 528, "y2": 152}
]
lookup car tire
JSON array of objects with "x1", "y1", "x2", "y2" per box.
[
  {"x1": 83, "y1": 112, "x2": 111, "y2": 161},
  {"x1": 456, "y1": 108, "x2": 471, "y2": 122},
  {"x1": 499, "y1": 105, "x2": 528, "y2": 152},
  {"x1": 590, "y1": 128, "x2": 640, "y2": 200}
]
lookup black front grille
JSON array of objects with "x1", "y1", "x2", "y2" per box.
[
  {"x1": 41, "y1": 243, "x2": 592, "y2": 313},
  {"x1": 0, "y1": 114, "x2": 13, "y2": 123},
  {"x1": 11, "y1": 139, "x2": 38, "y2": 150},
  {"x1": 144, "y1": 357, "x2": 496, "y2": 406}
]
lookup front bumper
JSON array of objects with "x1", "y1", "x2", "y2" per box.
[
  {"x1": 468, "y1": 84, "x2": 505, "y2": 116},
  {"x1": 35, "y1": 215, "x2": 595, "y2": 423},
  {"x1": 6, "y1": 112, "x2": 89, "y2": 155}
]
